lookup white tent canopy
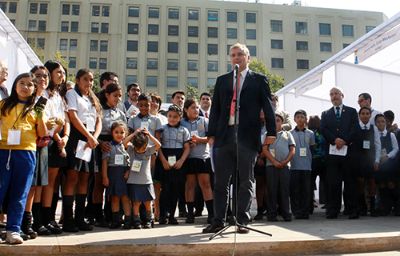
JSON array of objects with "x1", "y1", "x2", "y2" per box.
[
  {"x1": 276, "y1": 11, "x2": 400, "y2": 122},
  {"x1": 0, "y1": 9, "x2": 42, "y2": 91}
]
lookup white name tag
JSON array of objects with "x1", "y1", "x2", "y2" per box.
[
  {"x1": 131, "y1": 160, "x2": 142, "y2": 172},
  {"x1": 270, "y1": 149, "x2": 276, "y2": 158},
  {"x1": 191, "y1": 130, "x2": 199, "y2": 137},
  {"x1": 7, "y1": 129, "x2": 21, "y2": 145},
  {"x1": 141, "y1": 121, "x2": 149, "y2": 129},
  {"x1": 329, "y1": 144, "x2": 348, "y2": 156},
  {"x1": 168, "y1": 156, "x2": 177, "y2": 166},
  {"x1": 86, "y1": 117, "x2": 95, "y2": 132},
  {"x1": 300, "y1": 147, "x2": 307, "y2": 157},
  {"x1": 115, "y1": 154, "x2": 124, "y2": 165},
  {"x1": 363, "y1": 140, "x2": 370, "y2": 149}
]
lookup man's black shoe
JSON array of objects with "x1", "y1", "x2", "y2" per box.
[
  {"x1": 202, "y1": 223, "x2": 224, "y2": 233},
  {"x1": 348, "y1": 213, "x2": 359, "y2": 219},
  {"x1": 326, "y1": 214, "x2": 338, "y2": 219},
  {"x1": 237, "y1": 226, "x2": 249, "y2": 234}
]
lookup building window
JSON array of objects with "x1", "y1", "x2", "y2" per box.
[
  {"x1": 246, "y1": 12, "x2": 256, "y2": 23},
  {"x1": 71, "y1": 22, "x2": 79, "y2": 32},
  {"x1": 248, "y1": 46, "x2": 257, "y2": 56},
  {"x1": 188, "y1": 43, "x2": 198, "y2": 54},
  {"x1": 38, "y1": 20, "x2": 46, "y2": 31},
  {"x1": 187, "y1": 77, "x2": 198, "y2": 87},
  {"x1": 295, "y1": 21, "x2": 308, "y2": 34},
  {"x1": 188, "y1": 26, "x2": 198, "y2": 37},
  {"x1": 147, "y1": 41, "x2": 158, "y2": 52},
  {"x1": 100, "y1": 40, "x2": 108, "y2": 52},
  {"x1": 208, "y1": 27, "x2": 218, "y2": 38},
  {"x1": 91, "y1": 22, "x2": 99, "y2": 33},
  {"x1": 271, "y1": 58, "x2": 284, "y2": 69},
  {"x1": 270, "y1": 20, "x2": 283, "y2": 32},
  {"x1": 37, "y1": 38, "x2": 45, "y2": 49},
  {"x1": 208, "y1": 10, "x2": 218, "y2": 21},
  {"x1": 128, "y1": 6, "x2": 139, "y2": 17},
  {"x1": 319, "y1": 23, "x2": 331, "y2": 36},
  {"x1": 127, "y1": 40, "x2": 138, "y2": 51},
  {"x1": 90, "y1": 40, "x2": 98, "y2": 51},
  {"x1": 227, "y1": 11, "x2": 237, "y2": 22},
  {"x1": 72, "y1": 4, "x2": 80, "y2": 15},
  {"x1": 69, "y1": 39, "x2": 78, "y2": 50},
  {"x1": 208, "y1": 44, "x2": 218, "y2": 55},
  {"x1": 92, "y1": 5, "x2": 100, "y2": 16},
  {"x1": 188, "y1": 9, "x2": 199, "y2": 20},
  {"x1": 342, "y1": 24, "x2": 354, "y2": 37},
  {"x1": 62, "y1": 4, "x2": 70, "y2": 15},
  {"x1": 187, "y1": 60, "x2": 198, "y2": 71},
  {"x1": 227, "y1": 28, "x2": 237, "y2": 39},
  {"x1": 226, "y1": 45, "x2": 231, "y2": 55},
  {"x1": 0, "y1": 2, "x2": 7, "y2": 12},
  {"x1": 207, "y1": 61, "x2": 218, "y2": 72},
  {"x1": 61, "y1": 21, "x2": 69, "y2": 32},
  {"x1": 366, "y1": 26, "x2": 375, "y2": 33},
  {"x1": 167, "y1": 76, "x2": 178, "y2": 87},
  {"x1": 126, "y1": 75, "x2": 137, "y2": 85},
  {"x1": 168, "y1": 25, "x2": 179, "y2": 36},
  {"x1": 147, "y1": 59, "x2": 158, "y2": 70},
  {"x1": 227, "y1": 62, "x2": 232, "y2": 72},
  {"x1": 148, "y1": 7, "x2": 159, "y2": 18},
  {"x1": 167, "y1": 59, "x2": 178, "y2": 70},
  {"x1": 148, "y1": 24, "x2": 159, "y2": 35},
  {"x1": 101, "y1": 23, "x2": 109, "y2": 33},
  {"x1": 297, "y1": 59, "x2": 309, "y2": 70},
  {"x1": 146, "y1": 76, "x2": 157, "y2": 87},
  {"x1": 320, "y1": 42, "x2": 332, "y2": 52},
  {"x1": 8, "y1": 2, "x2": 17, "y2": 13},
  {"x1": 207, "y1": 78, "x2": 216, "y2": 88},
  {"x1": 168, "y1": 8, "x2": 179, "y2": 19},
  {"x1": 28, "y1": 20, "x2": 36, "y2": 31},
  {"x1": 39, "y1": 3, "x2": 47, "y2": 14},
  {"x1": 126, "y1": 58, "x2": 138, "y2": 69},
  {"x1": 128, "y1": 23, "x2": 139, "y2": 34},
  {"x1": 69, "y1": 57, "x2": 76, "y2": 69},
  {"x1": 296, "y1": 41, "x2": 308, "y2": 51},
  {"x1": 59, "y1": 39, "x2": 68, "y2": 51},
  {"x1": 29, "y1": 3, "x2": 38, "y2": 14},
  {"x1": 102, "y1": 6, "x2": 110, "y2": 17},
  {"x1": 343, "y1": 43, "x2": 350, "y2": 49},
  {"x1": 168, "y1": 42, "x2": 178, "y2": 53},
  {"x1": 100, "y1": 58, "x2": 107, "y2": 70},
  {"x1": 271, "y1": 39, "x2": 283, "y2": 49},
  {"x1": 246, "y1": 29, "x2": 256, "y2": 40},
  {"x1": 89, "y1": 58, "x2": 97, "y2": 69}
]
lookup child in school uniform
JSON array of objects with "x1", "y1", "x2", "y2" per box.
[
  {"x1": 374, "y1": 114, "x2": 399, "y2": 215},
  {"x1": 126, "y1": 128, "x2": 161, "y2": 229},
  {"x1": 128, "y1": 93, "x2": 162, "y2": 136},
  {"x1": 181, "y1": 98, "x2": 213, "y2": 224},
  {"x1": 352, "y1": 107, "x2": 381, "y2": 217},
  {"x1": 156, "y1": 105, "x2": 191, "y2": 225},
  {"x1": 290, "y1": 110, "x2": 315, "y2": 219},
  {"x1": 102, "y1": 121, "x2": 131, "y2": 229},
  {"x1": 264, "y1": 112, "x2": 295, "y2": 222},
  {"x1": 0, "y1": 73, "x2": 48, "y2": 244}
]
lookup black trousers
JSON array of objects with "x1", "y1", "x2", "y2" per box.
[
  {"x1": 266, "y1": 166, "x2": 290, "y2": 218},
  {"x1": 290, "y1": 170, "x2": 311, "y2": 217},
  {"x1": 325, "y1": 155, "x2": 357, "y2": 216}
]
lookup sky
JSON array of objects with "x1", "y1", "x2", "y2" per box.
[{"x1": 227, "y1": 0, "x2": 400, "y2": 18}]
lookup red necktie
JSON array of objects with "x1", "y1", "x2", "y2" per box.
[
  {"x1": 230, "y1": 73, "x2": 241, "y2": 117},
  {"x1": 205, "y1": 112, "x2": 209, "y2": 118}
]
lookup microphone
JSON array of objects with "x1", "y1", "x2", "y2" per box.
[{"x1": 234, "y1": 64, "x2": 239, "y2": 71}]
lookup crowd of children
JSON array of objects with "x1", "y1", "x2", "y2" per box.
[{"x1": 1, "y1": 63, "x2": 400, "y2": 245}]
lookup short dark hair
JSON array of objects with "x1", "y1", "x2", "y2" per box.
[
  {"x1": 358, "y1": 106, "x2": 372, "y2": 115},
  {"x1": 200, "y1": 92, "x2": 211, "y2": 99},
  {"x1": 168, "y1": 104, "x2": 183, "y2": 117},
  {"x1": 172, "y1": 91, "x2": 185, "y2": 99},
  {"x1": 137, "y1": 93, "x2": 151, "y2": 102},
  {"x1": 384, "y1": 110, "x2": 395, "y2": 122},
  {"x1": 358, "y1": 93, "x2": 372, "y2": 103},
  {"x1": 132, "y1": 131, "x2": 148, "y2": 149},
  {"x1": 294, "y1": 109, "x2": 307, "y2": 118},
  {"x1": 127, "y1": 83, "x2": 140, "y2": 93},
  {"x1": 374, "y1": 113, "x2": 385, "y2": 123},
  {"x1": 100, "y1": 71, "x2": 118, "y2": 86}
]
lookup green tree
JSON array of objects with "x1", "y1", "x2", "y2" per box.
[
  {"x1": 249, "y1": 58, "x2": 285, "y2": 92},
  {"x1": 186, "y1": 84, "x2": 199, "y2": 100}
]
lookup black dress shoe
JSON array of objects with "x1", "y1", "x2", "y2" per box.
[
  {"x1": 326, "y1": 214, "x2": 338, "y2": 219},
  {"x1": 202, "y1": 223, "x2": 224, "y2": 233},
  {"x1": 267, "y1": 216, "x2": 278, "y2": 222},
  {"x1": 237, "y1": 226, "x2": 249, "y2": 234},
  {"x1": 348, "y1": 213, "x2": 359, "y2": 219}
]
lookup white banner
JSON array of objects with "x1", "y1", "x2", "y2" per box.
[{"x1": 294, "y1": 73, "x2": 323, "y2": 97}]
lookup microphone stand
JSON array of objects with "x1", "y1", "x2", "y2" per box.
[{"x1": 209, "y1": 65, "x2": 272, "y2": 240}]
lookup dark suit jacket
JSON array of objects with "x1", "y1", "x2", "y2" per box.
[
  {"x1": 208, "y1": 70, "x2": 276, "y2": 151},
  {"x1": 320, "y1": 105, "x2": 358, "y2": 153}
]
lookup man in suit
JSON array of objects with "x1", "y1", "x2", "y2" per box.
[
  {"x1": 203, "y1": 43, "x2": 276, "y2": 234},
  {"x1": 320, "y1": 87, "x2": 359, "y2": 219},
  {"x1": 199, "y1": 92, "x2": 212, "y2": 118}
]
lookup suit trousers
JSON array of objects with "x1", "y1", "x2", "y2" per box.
[
  {"x1": 290, "y1": 170, "x2": 311, "y2": 217},
  {"x1": 213, "y1": 129, "x2": 257, "y2": 225}
]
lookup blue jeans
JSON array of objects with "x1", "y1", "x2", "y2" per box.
[{"x1": 0, "y1": 149, "x2": 36, "y2": 232}]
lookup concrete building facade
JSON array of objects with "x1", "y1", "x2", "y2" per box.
[{"x1": 0, "y1": 0, "x2": 385, "y2": 101}]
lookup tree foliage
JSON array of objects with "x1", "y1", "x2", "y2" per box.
[
  {"x1": 186, "y1": 84, "x2": 199, "y2": 100},
  {"x1": 249, "y1": 58, "x2": 285, "y2": 93}
]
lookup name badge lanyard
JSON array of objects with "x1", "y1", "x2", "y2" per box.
[{"x1": 6, "y1": 107, "x2": 25, "y2": 170}]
